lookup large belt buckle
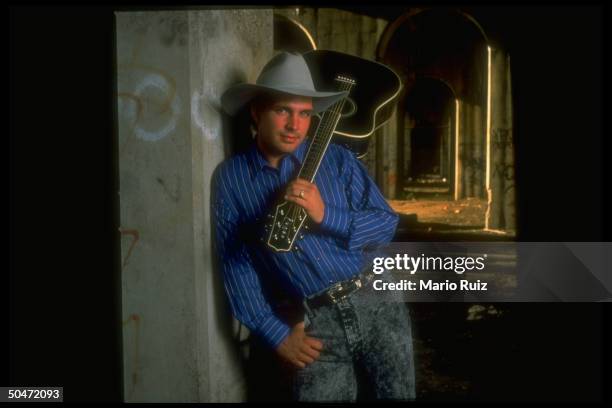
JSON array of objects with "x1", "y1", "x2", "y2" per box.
[
  {"x1": 327, "y1": 282, "x2": 345, "y2": 303},
  {"x1": 328, "y1": 277, "x2": 362, "y2": 303}
]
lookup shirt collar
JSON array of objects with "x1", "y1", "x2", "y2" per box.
[{"x1": 247, "y1": 138, "x2": 311, "y2": 180}]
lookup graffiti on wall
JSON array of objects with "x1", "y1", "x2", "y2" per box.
[
  {"x1": 491, "y1": 127, "x2": 515, "y2": 186},
  {"x1": 191, "y1": 88, "x2": 221, "y2": 141},
  {"x1": 118, "y1": 66, "x2": 181, "y2": 142}
]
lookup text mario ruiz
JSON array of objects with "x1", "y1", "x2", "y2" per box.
[{"x1": 371, "y1": 253, "x2": 488, "y2": 292}]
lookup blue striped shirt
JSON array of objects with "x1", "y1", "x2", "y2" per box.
[{"x1": 211, "y1": 139, "x2": 398, "y2": 349}]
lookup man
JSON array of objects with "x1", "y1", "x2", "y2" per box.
[{"x1": 212, "y1": 51, "x2": 415, "y2": 401}]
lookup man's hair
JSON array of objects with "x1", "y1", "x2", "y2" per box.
[{"x1": 250, "y1": 90, "x2": 283, "y2": 117}]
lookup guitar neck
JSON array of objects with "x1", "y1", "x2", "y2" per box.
[
  {"x1": 297, "y1": 109, "x2": 342, "y2": 182},
  {"x1": 298, "y1": 77, "x2": 355, "y2": 182}
]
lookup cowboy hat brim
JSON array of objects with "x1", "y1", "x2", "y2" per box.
[{"x1": 221, "y1": 83, "x2": 348, "y2": 116}]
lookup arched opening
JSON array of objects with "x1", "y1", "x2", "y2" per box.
[
  {"x1": 376, "y1": 8, "x2": 510, "y2": 233},
  {"x1": 273, "y1": 13, "x2": 316, "y2": 53},
  {"x1": 403, "y1": 77, "x2": 457, "y2": 199}
]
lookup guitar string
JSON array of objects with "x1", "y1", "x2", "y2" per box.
[
  {"x1": 283, "y1": 82, "x2": 350, "y2": 230},
  {"x1": 304, "y1": 98, "x2": 345, "y2": 177},
  {"x1": 303, "y1": 79, "x2": 354, "y2": 181},
  {"x1": 300, "y1": 79, "x2": 353, "y2": 179},
  {"x1": 283, "y1": 78, "x2": 354, "y2": 237},
  {"x1": 295, "y1": 79, "x2": 351, "y2": 204},
  {"x1": 297, "y1": 80, "x2": 355, "y2": 220},
  {"x1": 295, "y1": 78, "x2": 354, "y2": 213}
]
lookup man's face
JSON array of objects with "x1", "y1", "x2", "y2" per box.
[{"x1": 252, "y1": 94, "x2": 314, "y2": 159}]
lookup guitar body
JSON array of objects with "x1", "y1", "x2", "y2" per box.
[{"x1": 303, "y1": 50, "x2": 402, "y2": 157}]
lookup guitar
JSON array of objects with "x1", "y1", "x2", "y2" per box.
[
  {"x1": 264, "y1": 51, "x2": 401, "y2": 252},
  {"x1": 303, "y1": 50, "x2": 402, "y2": 158},
  {"x1": 265, "y1": 75, "x2": 356, "y2": 252}
]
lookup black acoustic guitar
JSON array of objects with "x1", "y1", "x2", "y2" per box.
[
  {"x1": 265, "y1": 51, "x2": 401, "y2": 252},
  {"x1": 303, "y1": 50, "x2": 402, "y2": 158}
]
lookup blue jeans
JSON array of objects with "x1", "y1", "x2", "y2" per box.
[{"x1": 293, "y1": 274, "x2": 416, "y2": 402}]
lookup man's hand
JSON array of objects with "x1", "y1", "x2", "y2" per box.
[
  {"x1": 276, "y1": 321, "x2": 323, "y2": 369},
  {"x1": 284, "y1": 178, "x2": 325, "y2": 224}
]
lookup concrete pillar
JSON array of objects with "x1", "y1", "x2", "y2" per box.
[
  {"x1": 116, "y1": 9, "x2": 273, "y2": 402},
  {"x1": 375, "y1": 127, "x2": 384, "y2": 190},
  {"x1": 440, "y1": 110, "x2": 449, "y2": 182},
  {"x1": 502, "y1": 55, "x2": 516, "y2": 231},
  {"x1": 472, "y1": 104, "x2": 484, "y2": 198},
  {"x1": 363, "y1": 127, "x2": 377, "y2": 177},
  {"x1": 381, "y1": 106, "x2": 399, "y2": 198},
  {"x1": 487, "y1": 47, "x2": 514, "y2": 230},
  {"x1": 403, "y1": 111, "x2": 413, "y2": 191},
  {"x1": 454, "y1": 100, "x2": 463, "y2": 200},
  {"x1": 462, "y1": 101, "x2": 474, "y2": 198},
  {"x1": 458, "y1": 100, "x2": 470, "y2": 199}
]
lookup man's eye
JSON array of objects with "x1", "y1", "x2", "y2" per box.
[
  {"x1": 275, "y1": 108, "x2": 288, "y2": 114},
  {"x1": 301, "y1": 112, "x2": 312, "y2": 117}
]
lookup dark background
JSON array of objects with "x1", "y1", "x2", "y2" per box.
[{"x1": 9, "y1": 3, "x2": 609, "y2": 403}]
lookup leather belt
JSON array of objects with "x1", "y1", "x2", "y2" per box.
[{"x1": 304, "y1": 269, "x2": 376, "y2": 312}]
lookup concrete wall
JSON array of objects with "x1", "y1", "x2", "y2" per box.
[{"x1": 116, "y1": 9, "x2": 273, "y2": 402}]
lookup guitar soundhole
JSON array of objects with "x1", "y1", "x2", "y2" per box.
[{"x1": 340, "y1": 97, "x2": 357, "y2": 118}]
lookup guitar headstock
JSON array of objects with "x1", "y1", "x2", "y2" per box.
[{"x1": 334, "y1": 75, "x2": 356, "y2": 88}]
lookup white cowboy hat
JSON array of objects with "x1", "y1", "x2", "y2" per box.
[{"x1": 221, "y1": 51, "x2": 348, "y2": 116}]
